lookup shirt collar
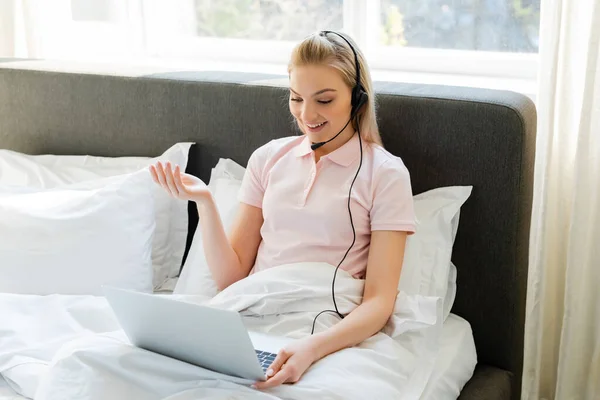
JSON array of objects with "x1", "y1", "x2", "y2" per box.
[
  {"x1": 293, "y1": 135, "x2": 313, "y2": 158},
  {"x1": 294, "y1": 134, "x2": 362, "y2": 167}
]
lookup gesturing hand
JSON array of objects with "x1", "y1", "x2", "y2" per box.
[
  {"x1": 149, "y1": 161, "x2": 210, "y2": 202},
  {"x1": 253, "y1": 337, "x2": 320, "y2": 390}
]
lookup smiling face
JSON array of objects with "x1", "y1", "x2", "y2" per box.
[{"x1": 288, "y1": 64, "x2": 354, "y2": 145}]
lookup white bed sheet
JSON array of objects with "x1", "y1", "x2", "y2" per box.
[
  {"x1": 422, "y1": 313, "x2": 478, "y2": 399},
  {"x1": 0, "y1": 376, "x2": 23, "y2": 400},
  {"x1": 0, "y1": 294, "x2": 475, "y2": 400}
]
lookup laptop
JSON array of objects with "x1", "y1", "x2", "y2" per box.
[{"x1": 103, "y1": 286, "x2": 291, "y2": 381}]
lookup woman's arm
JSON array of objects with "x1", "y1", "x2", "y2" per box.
[
  {"x1": 254, "y1": 230, "x2": 407, "y2": 389},
  {"x1": 151, "y1": 162, "x2": 263, "y2": 291},
  {"x1": 311, "y1": 230, "x2": 407, "y2": 357},
  {"x1": 197, "y1": 199, "x2": 263, "y2": 290}
]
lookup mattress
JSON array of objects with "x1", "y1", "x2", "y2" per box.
[{"x1": 0, "y1": 313, "x2": 476, "y2": 400}]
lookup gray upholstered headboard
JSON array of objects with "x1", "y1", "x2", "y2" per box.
[{"x1": 0, "y1": 60, "x2": 536, "y2": 399}]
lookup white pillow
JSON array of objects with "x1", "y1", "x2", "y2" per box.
[
  {"x1": 445, "y1": 262, "x2": 458, "y2": 318},
  {"x1": 174, "y1": 163, "x2": 241, "y2": 297},
  {"x1": 0, "y1": 143, "x2": 192, "y2": 289},
  {"x1": 176, "y1": 158, "x2": 471, "y2": 317},
  {"x1": 207, "y1": 158, "x2": 246, "y2": 193},
  {"x1": 399, "y1": 186, "x2": 472, "y2": 301},
  {"x1": 0, "y1": 170, "x2": 155, "y2": 295}
]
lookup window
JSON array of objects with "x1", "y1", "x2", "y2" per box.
[
  {"x1": 367, "y1": 0, "x2": 540, "y2": 81},
  {"x1": 142, "y1": 0, "x2": 344, "y2": 64},
  {"x1": 70, "y1": 0, "x2": 113, "y2": 22},
  {"x1": 144, "y1": 0, "x2": 540, "y2": 83},
  {"x1": 379, "y1": 0, "x2": 540, "y2": 53},
  {"x1": 36, "y1": 0, "x2": 144, "y2": 59},
  {"x1": 34, "y1": 0, "x2": 541, "y2": 93},
  {"x1": 192, "y1": 0, "x2": 343, "y2": 41}
]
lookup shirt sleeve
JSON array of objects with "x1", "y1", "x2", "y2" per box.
[
  {"x1": 237, "y1": 144, "x2": 270, "y2": 208},
  {"x1": 370, "y1": 158, "x2": 416, "y2": 233}
]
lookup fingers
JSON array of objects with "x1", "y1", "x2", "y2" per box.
[
  {"x1": 173, "y1": 165, "x2": 188, "y2": 196},
  {"x1": 252, "y1": 349, "x2": 294, "y2": 390},
  {"x1": 153, "y1": 161, "x2": 172, "y2": 195},
  {"x1": 151, "y1": 161, "x2": 183, "y2": 198},
  {"x1": 266, "y1": 349, "x2": 289, "y2": 379},
  {"x1": 149, "y1": 165, "x2": 160, "y2": 185},
  {"x1": 163, "y1": 162, "x2": 179, "y2": 197},
  {"x1": 253, "y1": 367, "x2": 293, "y2": 390}
]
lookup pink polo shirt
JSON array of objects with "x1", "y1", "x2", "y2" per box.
[{"x1": 238, "y1": 134, "x2": 416, "y2": 279}]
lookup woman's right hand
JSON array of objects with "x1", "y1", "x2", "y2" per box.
[{"x1": 149, "y1": 161, "x2": 211, "y2": 202}]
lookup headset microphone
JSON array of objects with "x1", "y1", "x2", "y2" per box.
[
  {"x1": 310, "y1": 117, "x2": 353, "y2": 151},
  {"x1": 309, "y1": 142, "x2": 326, "y2": 151}
]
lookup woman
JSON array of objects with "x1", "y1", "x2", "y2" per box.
[{"x1": 149, "y1": 31, "x2": 416, "y2": 390}]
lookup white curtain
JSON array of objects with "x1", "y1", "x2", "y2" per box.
[
  {"x1": 522, "y1": 0, "x2": 600, "y2": 398},
  {"x1": 0, "y1": 0, "x2": 45, "y2": 58}
]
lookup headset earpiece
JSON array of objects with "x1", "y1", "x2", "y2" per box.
[{"x1": 351, "y1": 85, "x2": 368, "y2": 118}]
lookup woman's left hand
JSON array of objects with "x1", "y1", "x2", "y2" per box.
[{"x1": 252, "y1": 336, "x2": 321, "y2": 390}]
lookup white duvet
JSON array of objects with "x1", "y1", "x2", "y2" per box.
[{"x1": 0, "y1": 263, "x2": 444, "y2": 400}]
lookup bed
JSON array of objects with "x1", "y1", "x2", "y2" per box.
[
  {"x1": 0, "y1": 310, "x2": 476, "y2": 400},
  {"x1": 0, "y1": 60, "x2": 536, "y2": 399}
]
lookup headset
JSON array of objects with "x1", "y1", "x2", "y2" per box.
[
  {"x1": 309, "y1": 31, "x2": 369, "y2": 151},
  {"x1": 309, "y1": 30, "x2": 368, "y2": 335}
]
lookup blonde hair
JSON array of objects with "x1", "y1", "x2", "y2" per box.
[{"x1": 287, "y1": 31, "x2": 382, "y2": 146}]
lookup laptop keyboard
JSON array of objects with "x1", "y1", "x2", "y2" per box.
[{"x1": 255, "y1": 350, "x2": 277, "y2": 373}]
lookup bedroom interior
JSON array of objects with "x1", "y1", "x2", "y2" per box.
[{"x1": 0, "y1": 1, "x2": 598, "y2": 399}]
